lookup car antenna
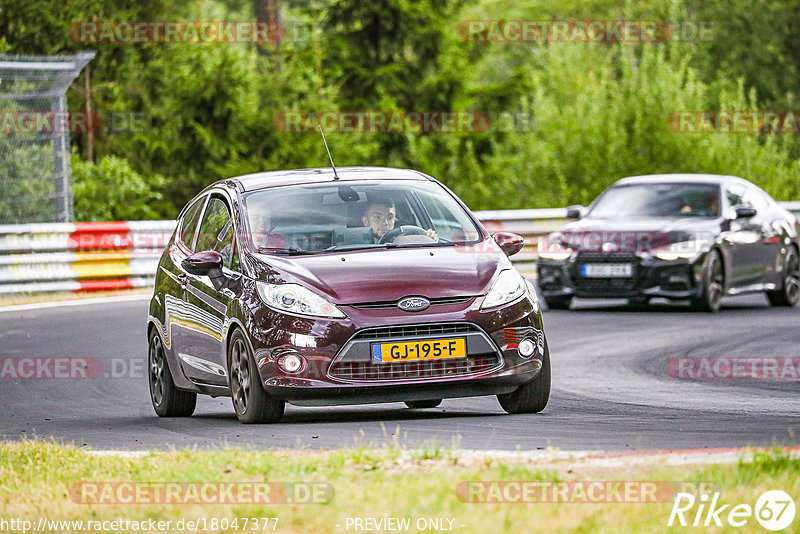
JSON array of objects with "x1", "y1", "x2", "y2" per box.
[{"x1": 318, "y1": 123, "x2": 340, "y2": 181}]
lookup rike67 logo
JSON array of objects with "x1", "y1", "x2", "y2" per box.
[{"x1": 668, "y1": 490, "x2": 795, "y2": 530}]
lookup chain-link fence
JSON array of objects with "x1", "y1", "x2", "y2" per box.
[{"x1": 0, "y1": 52, "x2": 94, "y2": 224}]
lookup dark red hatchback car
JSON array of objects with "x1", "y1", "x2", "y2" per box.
[{"x1": 147, "y1": 167, "x2": 549, "y2": 423}]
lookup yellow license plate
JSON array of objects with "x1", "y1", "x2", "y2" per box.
[{"x1": 371, "y1": 338, "x2": 467, "y2": 364}]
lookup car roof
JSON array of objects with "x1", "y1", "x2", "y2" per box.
[
  {"x1": 612, "y1": 173, "x2": 751, "y2": 187},
  {"x1": 225, "y1": 166, "x2": 433, "y2": 192}
]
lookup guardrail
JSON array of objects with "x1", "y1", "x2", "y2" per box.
[
  {"x1": 1, "y1": 202, "x2": 798, "y2": 295},
  {"x1": 0, "y1": 221, "x2": 175, "y2": 294}
]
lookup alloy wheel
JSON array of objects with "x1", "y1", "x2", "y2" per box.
[
  {"x1": 707, "y1": 254, "x2": 724, "y2": 307},
  {"x1": 149, "y1": 335, "x2": 165, "y2": 406},
  {"x1": 230, "y1": 338, "x2": 251, "y2": 414}
]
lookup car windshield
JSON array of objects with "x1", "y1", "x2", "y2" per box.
[
  {"x1": 587, "y1": 183, "x2": 721, "y2": 219},
  {"x1": 242, "y1": 180, "x2": 482, "y2": 254}
]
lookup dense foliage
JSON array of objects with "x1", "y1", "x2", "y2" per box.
[{"x1": 2, "y1": 0, "x2": 800, "y2": 219}]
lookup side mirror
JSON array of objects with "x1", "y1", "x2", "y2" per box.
[
  {"x1": 182, "y1": 250, "x2": 227, "y2": 290},
  {"x1": 182, "y1": 250, "x2": 223, "y2": 274},
  {"x1": 566, "y1": 205, "x2": 583, "y2": 220},
  {"x1": 493, "y1": 232, "x2": 524, "y2": 257},
  {"x1": 735, "y1": 206, "x2": 757, "y2": 219}
]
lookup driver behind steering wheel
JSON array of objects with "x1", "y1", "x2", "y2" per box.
[{"x1": 362, "y1": 196, "x2": 438, "y2": 243}]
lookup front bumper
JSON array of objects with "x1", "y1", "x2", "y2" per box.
[
  {"x1": 267, "y1": 363, "x2": 541, "y2": 405},
  {"x1": 249, "y1": 295, "x2": 545, "y2": 403},
  {"x1": 538, "y1": 252, "x2": 708, "y2": 300}
]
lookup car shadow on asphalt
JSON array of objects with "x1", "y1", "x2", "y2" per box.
[
  {"x1": 191, "y1": 406, "x2": 507, "y2": 425},
  {"x1": 549, "y1": 296, "x2": 772, "y2": 314}
]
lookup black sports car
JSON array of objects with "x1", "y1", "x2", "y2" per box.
[{"x1": 537, "y1": 174, "x2": 800, "y2": 312}]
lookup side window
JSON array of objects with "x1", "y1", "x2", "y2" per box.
[
  {"x1": 196, "y1": 196, "x2": 238, "y2": 269},
  {"x1": 726, "y1": 186, "x2": 746, "y2": 208},
  {"x1": 178, "y1": 196, "x2": 206, "y2": 251},
  {"x1": 416, "y1": 190, "x2": 480, "y2": 241}
]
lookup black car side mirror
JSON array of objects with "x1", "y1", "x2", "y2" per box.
[
  {"x1": 182, "y1": 250, "x2": 227, "y2": 290},
  {"x1": 734, "y1": 206, "x2": 757, "y2": 219},
  {"x1": 566, "y1": 205, "x2": 583, "y2": 220}
]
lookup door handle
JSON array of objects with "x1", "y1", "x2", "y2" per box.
[{"x1": 177, "y1": 273, "x2": 189, "y2": 286}]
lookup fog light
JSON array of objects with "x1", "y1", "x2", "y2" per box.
[
  {"x1": 518, "y1": 338, "x2": 536, "y2": 358},
  {"x1": 277, "y1": 353, "x2": 304, "y2": 373}
]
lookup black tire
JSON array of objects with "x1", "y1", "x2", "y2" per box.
[
  {"x1": 228, "y1": 329, "x2": 285, "y2": 424},
  {"x1": 767, "y1": 246, "x2": 800, "y2": 307},
  {"x1": 544, "y1": 296, "x2": 572, "y2": 310},
  {"x1": 691, "y1": 250, "x2": 724, "y2": 313},
  {"x1": 497, "y1": 340, "x2": 551, "y2": 414},
  {"x1": 404, "y1": 399, "x2": 442, "y2": 409},
  {"x1": 148, "y1": 328, "x2": 196, "y2": 417}
]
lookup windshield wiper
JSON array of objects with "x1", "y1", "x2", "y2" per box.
[
  {"x1": 257, "y1": 246, "x2": 316, "y2": 256},
  {"x1": 323, "y1": 243, "x2": 394, "y2": 252},
  {"x1": 390, "y1": 241, "x2": 453, "y2": 248}
]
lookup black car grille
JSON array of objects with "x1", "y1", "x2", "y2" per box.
[
  {"x1": 573, "y1": 252, "x2": 641, "y2": 293},
  {"x1": 350, "y1": 296, "x2": 474, "y2": 310},
  {"x1": 328, "y1": 354, "x2": 500, "y2": 381},
  {"x1": 573, "y1": 277, "x2": 639, "y2": 292},
  {"x1": 351, "y1": 323, "x2": 479, "y2": 340},
  {"x1": 576, "y1": 252, "x2": 639, "y2": 263}
]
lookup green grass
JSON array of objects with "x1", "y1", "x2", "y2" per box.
[{"x1": 0, "y1": 441, "x2": 798, "y2": 533}]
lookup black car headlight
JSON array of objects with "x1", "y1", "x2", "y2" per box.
[{"x1": 652, "y1": 238, "x2": 709, "y2": 261}]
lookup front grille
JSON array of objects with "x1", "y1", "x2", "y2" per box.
[
  {"x1": 573, "y1": 277, "x2": 638, "y2": 292},
  {"x1": 350, "y1": 296, "x2": 474, "y2": 310},
  {"x1": 576, "y1": 252, "x2": 639, "y2": 263},
  {"x1": 572, "y1": 252, "x2": 641, "y2": 294},
  {"x1": 351, "y1": 323, "x2": 478, "y2": 340},
  {"x1": 329, "y1": 354, "x2": 500, "y2": 381}
]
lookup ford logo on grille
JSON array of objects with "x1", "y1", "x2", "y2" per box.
[{"x1": 397, "y1": 296, "x2": 430, "y2": 312}]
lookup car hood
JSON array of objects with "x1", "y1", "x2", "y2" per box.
[
  {"x1": 557, "y1": 217, "x2": 721, "y2": 252},
  {"x1": 248, "y1": 242, "x2": 506, "y2": 304}
]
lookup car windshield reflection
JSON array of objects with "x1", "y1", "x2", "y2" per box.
[
  {"x1": 587, "y1": 183, "x2": 721, "y2": 219},
  {"x1": 243, "y1": 180, "x2": 481, "y2": 254}
]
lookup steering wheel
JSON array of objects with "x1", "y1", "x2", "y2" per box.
[{"x1": 379, "y1": 225, "x2": 428, "y2": 244}]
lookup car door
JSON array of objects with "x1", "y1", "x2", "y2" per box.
[
  {"x1": 721, "y1": 185, "x2": 766, "y2": 286},
  {"x1": 744, "y1": 187, "x2": 783, "y2": 284},
  {"x1": 179, "y1": 194, "x2": 240, "y2": 386},
  {"x1": 162, "y1": 194, "x2": 208, "y2": 372}
]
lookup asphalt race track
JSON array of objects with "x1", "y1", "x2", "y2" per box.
[{"x1": 1, "y1": 295, "x2": 798, "y2": 451}]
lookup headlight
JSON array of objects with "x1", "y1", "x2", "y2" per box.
[
  {"x1": 525, "y1": 279, "x2": 540, "y2": 312},
  {"x1": 538, "y1": 233, "x2": 572, "y2": 260},
  {"x1": 256, "y1": 282, "x2": 346, "y2": 318},
  {"x1": 653, "y1": 240, "x2": 705, "y2": 261},
  {"x1": 481, "y1": 269, "x2": 526, "y2": 310}
]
